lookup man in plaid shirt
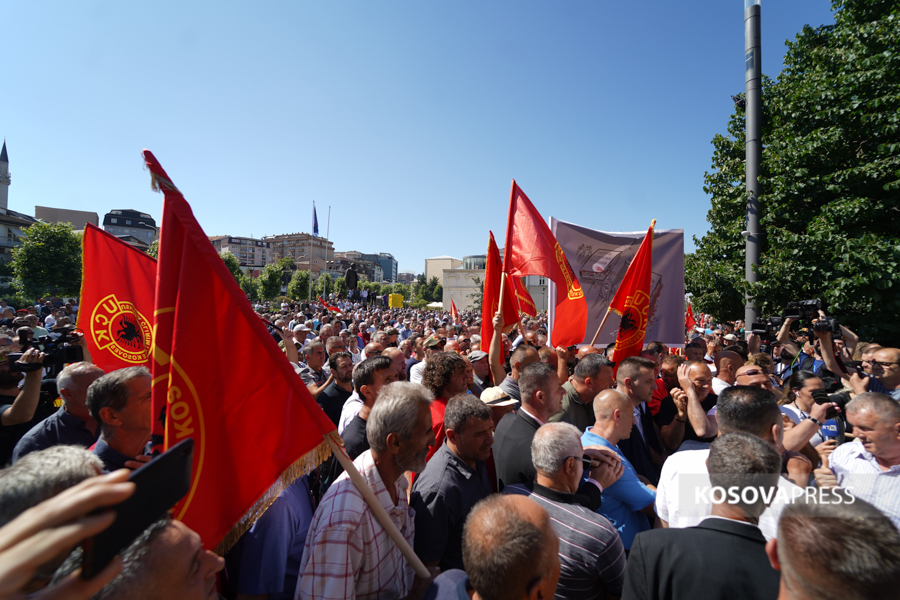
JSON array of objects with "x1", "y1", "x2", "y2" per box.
[{"x1": 296, "y1": 381, "x2": 437, "y2": 600}]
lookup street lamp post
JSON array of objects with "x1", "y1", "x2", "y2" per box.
[{"x1": 744, "y1": 0, "x2": 762, "y2": 326}]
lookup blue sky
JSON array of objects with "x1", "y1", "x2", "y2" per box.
[{"x1": 3, "y1": 0, "x2": 835, "y2": 276}]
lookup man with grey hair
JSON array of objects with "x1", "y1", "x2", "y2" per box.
[
  {"x1": 0, "y1": 445, "x2": 103, "y2": 592},
  {"x1": 12, "y1": 362, "x2": 105, "y2": 462},
  {"x1": 411, "y1": 394, "x2": 494, "y2": 571},
  {"x1": 297, "y1": 381, "x2": 436, "y2": 600},
  {"x1": 623, "y1": 432, "x2": 781, "y2": 600},
  {"x1": 549, "y1": 354, "x2": 615, "y2": 432},
  {"x1": 87, "y1": 367, "x2": 152, "y2": 472},
  {"x1": 505, "y1": 422, "x2": 627, "y2": 599},
  {"x1": 766, "y1": 494, "x2": 900, "y2": 600},
  {"x1": 816, "y1": 391, "x2": 900, "y2": 528}
]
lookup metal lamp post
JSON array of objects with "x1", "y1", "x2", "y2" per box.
[{"x1": 744, "y1": 0, "x2": 762, "y2": 326}]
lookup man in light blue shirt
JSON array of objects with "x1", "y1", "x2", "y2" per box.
[{"x1": 581, "y1": 388, "x2": 657, "y2": 549}]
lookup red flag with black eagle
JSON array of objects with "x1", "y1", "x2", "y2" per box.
[
  {"x1": 480, "y1": 231, "x2": 520, "y2": 350},
  {"x1": 77, "y1": 224, "x2": 156, "y2": 373},
  {"x1": 609, "y1": 220, "x2": 656, "y2": 364},
  {"x1": 144, "y1": 150, "x2": 336, "y2": 551},
  {"x1": 503, "y1": 181, "x2": 587, "y2": 347}
]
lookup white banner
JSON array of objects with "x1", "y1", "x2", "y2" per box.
[{"x1": 549, "y1": 218, "x2": 685, "y2": 347}]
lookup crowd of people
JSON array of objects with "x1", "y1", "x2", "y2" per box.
[{"x1": 1, "y1": 295, "x2": 900, "y2": 600}]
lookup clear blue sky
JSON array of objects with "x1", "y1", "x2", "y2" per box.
[{"x1": 3, "y1": 0, "x2": 835, "y2": 276}]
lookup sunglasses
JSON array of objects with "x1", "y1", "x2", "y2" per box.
[{"x1": 737, "y1": 369, "x2": 764, "y2": 378}]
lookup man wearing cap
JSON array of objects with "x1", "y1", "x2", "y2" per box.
[
  {"x1": 468, "y1": 350, "x2": 491, "y2": 397},
  {"x1": 723, "y1": 333, "x2": 738, "y2": 347},
  {"x1": 480, "y1": 387, "x2": 517, "y2": 428},
  {"x1": 409, "y1": 336, "x2": 444, "y2": 385},
  {"x1": 279, "y1": 324, "x2": 310, "y2": 355}
]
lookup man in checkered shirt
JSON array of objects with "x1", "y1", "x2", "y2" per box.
[{"x1": 296, "y1": 381, "x2": 436, "y2": 600}]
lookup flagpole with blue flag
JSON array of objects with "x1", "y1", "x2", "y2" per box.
[{"x1": 313, "y1": 202, "x2": 319, "y2": 237}]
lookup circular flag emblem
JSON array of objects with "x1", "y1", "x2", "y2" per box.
[{"x1": 90, "y1": 294, "x2": 152, "y2": 363}]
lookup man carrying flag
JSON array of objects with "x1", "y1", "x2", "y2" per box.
[{"x1": 503, "y1": 181, "x2": 587, "y2": 348}]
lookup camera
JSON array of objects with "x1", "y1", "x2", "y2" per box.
[
  {"x1": 750, "y1": 316, "x2": 784, "y2": 341},
  {"x1": 812, "y1": 316, "x2": 841, "y2": 336},
  {"x1": 812, "y1": 388, "x2": 850, "y2": 418},
  {"x1": 9, "y1": 326, "x2": 85, "y2": 373},
  {"x1": 783, "y1": 299, "x2": 822, "y2": 321}
]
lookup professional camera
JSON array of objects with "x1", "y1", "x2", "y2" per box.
[
  {"x1": 9, "y1": 326, "x2": 84, "y2": 373},
  {"x1": 783, "y1": 299, "x2": 823, "y2": 321},
  {"x1": 750, "y1": 316, "x2": 784, "y2": 341},
  {"x1": 812, "y1": 315, "x2": 841, "y2": 336}
]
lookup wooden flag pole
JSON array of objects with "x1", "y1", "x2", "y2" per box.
[
  {"x1": 497, "y1": 271, "x2": 508, "y2": 318},
  {"x1": 325, "y1": 436, "x2": 431, "y2": 579},
  {"x1": 589, "y1": 308, "x2": 614, "y2": 347}
]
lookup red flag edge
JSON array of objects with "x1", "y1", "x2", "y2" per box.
[{"x1": 143, "y1": 151, "x2": 338, "y2": 555}]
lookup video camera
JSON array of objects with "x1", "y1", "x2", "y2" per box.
[
  {"x1": 750, "y1": 316, "x2": 784, "y2": 342},
  {"x1": 782, "y1": 299, "x2": 822, "y2": 321},
  {"x1": 9, "y1": 325, "x2": 84, "y2": 372}
]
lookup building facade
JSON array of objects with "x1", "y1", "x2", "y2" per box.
[
  {"x1": 35, "y1": 206, "x2": 98, "y2": 231},
  {"x1": 209, "y1": 236, "x2": 271, "y2": 269},
  {"x1": 265, "y1": 232, "x2": 334, "y2": 275},
  {"x1": 328, "y1": 256, "x2": 382, "y2": 283},
  {"x1": 102, "y1": 209, "x2": 157, "y2": 247},
  {"x1": 424, "y1": 256, "x2": 462, "y2": 282}
]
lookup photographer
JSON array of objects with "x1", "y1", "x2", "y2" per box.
[{"x1": 0, "y1": 348, "x2": 46, "y2": 465}]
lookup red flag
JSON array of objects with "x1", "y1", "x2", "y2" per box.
[
  {"x1": 317, "y1": 296, "x2": 340, "y2": 313},
  {"x1": 144, "y1": 151, "x2": 335, "y2": 551},
  {"x1": 77, "y1": 224, "x2": 156, "y2": 373},
  {"x1": 685, "y1": 301, "x2": 696, "y2": 331},
  {"x1": 481, "y1": 231, "x2": 520, "y2": 349},
  {"x1": 503, "y1": 181, "x2": 587, "y2": 347},
  {"x1": 450, "y1": 299, "x2": 459, "y2": 324},
  {"x1": 609, "y1": 221, "x2": 656, "y2": 364},
  {"x1": 510, "y1": 276, "x2": 537, "y2": 317}
]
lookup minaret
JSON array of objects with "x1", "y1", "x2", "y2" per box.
[{"x1": 0, "y1": 141, "x2": 9, "y2": 212}]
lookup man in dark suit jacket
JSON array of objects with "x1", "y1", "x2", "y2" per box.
[
  {"x1": 622, "y1": 432, "x2": 782, "y2": 600},
  {"x1": 492, "y1": 363, "x2": 609, "y2": 511}
]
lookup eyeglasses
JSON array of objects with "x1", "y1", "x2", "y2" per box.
[
  {"x1": 873, "y1": 361, "x2": 900, "y2": 368},
  {"x1": 737, "y1": 369, "x2": 763, "y2": 378},
  {"x1": 568, "y1": 455, "x2": 596, "y2": 467}
]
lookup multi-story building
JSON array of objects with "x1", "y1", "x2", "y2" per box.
[
  {"x1": 375, "y1": 253, "x2": 398, "y2": 282},
  {"x1": 35, "y1": 206, "x2": 99, "y2": 231},
  {"x1": 397, "y1": 272, "x2": 417, "y2": 284},
  {"x1": 102, "y1": 209, "x2": 157, "y2": 248},
  {"x1": 328, "y1": 255, "x2": 382, "y2": 283},
  {"x1": 209, "y1": 236, "x2": 270, "y2": 273},
  {"x1": 0, "y1": 142, "x2": 41, "y2": 264},
  {"x1": 441, "y1": 254, "x2": 548, "y2": 313},
  {"x1": 424, "y1": 256, "x2": 462, "y2": 282},
  {"x1": 265, "y1": 232, "x2": 333, "y2": 275}
]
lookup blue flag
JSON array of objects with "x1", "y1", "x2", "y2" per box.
[{"x1": 312, "y1": 202, "x2": 319, "y2": 237}]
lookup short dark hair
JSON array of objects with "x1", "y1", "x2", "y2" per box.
[
  {"x1": 574, "y1": 354, "x2": 613, "y2": 381},
  {"x1": 778, "y1": 495, "x2": 900, "y2": 600},
  {"x1": 86, "y1": 367, "x2": 150, "y2": 426},
  {"x1": 463, "y1": 495, "x2": 548, "y2": 600},
  {"x1": 328, "y1": 351, "x2": 352, "y2": 371},
  {"x1": 509, "y1": 344, "x2": 537, "y2": 369},
  {"x1": 353, "y1": 355, "x2": 393, "y2": 391},
  {"x1": 421, "y1": 352, "x2": 466, "y2": 396},
  {"x1": 519, "y1": 362, "x2": 556, "y2": 405},
  {"x1": 707, "y1": 432, "x2": 781, "y2": 516},
  {"x1": 616, "y1": 356, "x2": 656, "y2": 383},
  {"x1": 646, "y1": 341, "x2": 668, "y2": 355},
  {"x1": 717, "y1": 386, "x2": 780, "y2": 438},
  {"x1": 444, "y1": 394, "x2": 491, "y2": 434}
]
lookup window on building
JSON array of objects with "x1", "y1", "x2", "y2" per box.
[
  {"x1": 110, "y1": 218, "x2": 117, "y2": 223},
  {"x1": 126, "y1": 220, "x2": 132, "y2": 225}
]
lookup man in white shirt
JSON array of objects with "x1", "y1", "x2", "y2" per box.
[
  {"x1": 711, "y1": 350, "x2": 742, "y2": 396},
  {"x1": 655, "y1": 385, "x2": 798, "y2": 540}
]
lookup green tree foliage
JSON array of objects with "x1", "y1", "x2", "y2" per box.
[
  {"x1": 334, "y1": 276, "x2": 347, "y2": 297},
  {"x1": 315, "y1": 273, "x2": 333, "y2": 298},
  {"x1": 146, "y1": 239, "x2": 159, "y2": 259},
  {"x1": 257, "y1": 263, "x2": 284, "y2": 301},
  {"x1": 239, "y1": 274, "x2": 257, "y2": 300},
  {"x1": 433, "y1": 284, "x2": 443, "y2": 303},
  {"x1": 219, "y1": 251, "x2": 243, "y2": 284},
  {"x1": 369, "y1": 282, "x2": 382, "y2": 297},
  {"x1": 287, "y1": 269, "x2": 310, "y2": 301},
  {"x1": 686, "y1": 0, "x2": 900, "y2": 344},
  {"x1": 11, "y1": 222, "x2": 82, "y2": 298},
  {"x1": 468, "y1": 277, "x2": 484, "y2": 310}
]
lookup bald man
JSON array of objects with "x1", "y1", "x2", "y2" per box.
[
  {"x1": 654, "y1": 361, "x2": 718, "y2": 452},
  {"x1": 382, "y1": 347, "x2": 408, "y2": 381},
  {"x1": 712, "y1": 350, "x2": 743, "y2": 395},
  {"x1": 581, "y1": 389, "x2": 657, "y2": 550},
  {"x1": 426, "y1": 494, "x2": 561, "y2": 600}
]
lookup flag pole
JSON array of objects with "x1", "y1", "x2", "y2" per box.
[
  {"x1": 589, "y1": 308, "x2": 613, "y2": 346},
  {"x1": 325, "y1": 436, "x2": 431, "y2": 579}
]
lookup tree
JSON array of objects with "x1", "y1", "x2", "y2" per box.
[
  {"x1": 146, "y1": 239, "x2": 159, "y2": 259},
  {"x1": 433, "y1": 284, "x2": 443, "y2": 304},
  {"x1": 256, "y1": 263, "x2": 284, "y2": 301},
  {"x1": 468, "y1": 277, "x2": 484, "y2": 310},
  {"x1": 315, "y1": 273, "x2": 333, "y2": 298},
  {"x1": 287, "y1": 269, "x2": 310, "y2": 301},
  {"x1": 219, "y1": 251, "x2": 243, "y2": 284},
  {"x1": 334, "y1": 276, "x2": 347, "y2": 297},
  {"x1": 11, "y1": 222, "x2": 82, "y2": 298},
  {"x1": 686, "y1": 0, "x2": 900, "y2": 344}
]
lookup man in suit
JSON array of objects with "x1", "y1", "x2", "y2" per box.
[
  {"x1": 622, "y1": 432, "x2": 781, "y2": 600},
  {"x1": 493, "y1": 362, "x2": 565, "y2": 490},
  {"x1": 615, "y1": 356, "x2": 666, "y2": 485}
]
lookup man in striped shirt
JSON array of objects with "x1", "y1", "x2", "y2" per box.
[
  {"x1": 296, "y1": 382, "x2": 436, "y2": 600},
  {"x1": 505, "y1": 423, "x2": 627, "y2": 600}
]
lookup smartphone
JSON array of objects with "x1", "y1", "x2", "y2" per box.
[{"x1": 80, "y1": 438, "x2": 194, "y2": 579}]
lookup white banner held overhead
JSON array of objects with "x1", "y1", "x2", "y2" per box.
[{"x1": 549, "y1": 218, "x2": 685, "y2": 347}]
